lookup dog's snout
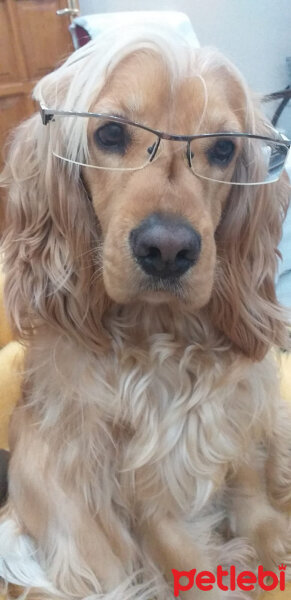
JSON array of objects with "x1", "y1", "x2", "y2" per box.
[{"x1": 130, "y1": 213, "x2": 201, "y2": 279}]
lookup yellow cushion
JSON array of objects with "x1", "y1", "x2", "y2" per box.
[
  {"x1": 0, "y1": 340, "x2": 24, "y2": 449},
  {"x1": 279, "y1": 351, "x2": 291, "y2": 403},
  {"x1": 0, "y1": 270, "x2": 13, "y2": 347}
]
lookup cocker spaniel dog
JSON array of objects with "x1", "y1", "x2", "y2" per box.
[{"x1": 0, "y1": 23, "x2": 291, "y2": 600}]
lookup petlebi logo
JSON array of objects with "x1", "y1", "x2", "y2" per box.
[{"x1": 172, "y1": 564, "x2": 286, "y2": 595}]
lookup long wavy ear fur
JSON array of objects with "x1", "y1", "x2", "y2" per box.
[
  {"x1": 0, "y1": 115, "x2": 109, "y2": 352},
  {"x1": 209, "y1": 152, "x2": 290, "y2": 361}
]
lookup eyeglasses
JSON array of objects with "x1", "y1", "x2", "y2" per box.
[{"x1": 40, "y1": 103, "x2": 291, "y2": 186}]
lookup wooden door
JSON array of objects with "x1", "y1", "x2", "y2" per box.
[{"x1": 0, "y1": 0, "x2": 75, "y2": 164}]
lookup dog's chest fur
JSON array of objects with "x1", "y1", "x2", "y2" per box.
[
  {"x1": 105, "y1": 328, "x2": 275, "y2": 517},
  {"x1": 25, "y1": 306, "x2": 277, "y2": 521}
]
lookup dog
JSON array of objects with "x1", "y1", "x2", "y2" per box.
[{"x1": 0, "y1": 23, "x2": 290, "y2": 600}]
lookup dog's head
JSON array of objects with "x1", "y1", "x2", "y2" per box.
[{"x1": 1, "y1": 27, "x2": 289, "y2": 359}]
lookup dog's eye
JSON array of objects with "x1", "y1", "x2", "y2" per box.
[
  {"x1": 208, "y1": 139, "x2": 235, "y2": 166},
  {"x1": 94, "y1": 123, "x2": 127, "y2": 153}
]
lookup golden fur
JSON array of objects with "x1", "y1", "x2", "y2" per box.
[{"x1": 0, "y1": 25, "x2": 291, "y2": 600}]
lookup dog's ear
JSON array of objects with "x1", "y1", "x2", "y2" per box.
[
  {"x1": 208, "y1": 160, "x2": 290, "y2": 360},
  {"x1": 1, "y1": 114, "x2": 109, "y2": 351}
]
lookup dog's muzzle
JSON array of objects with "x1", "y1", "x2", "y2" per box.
[{"x1": 130, "y1": 213, "x2": 201, "y2": 279}]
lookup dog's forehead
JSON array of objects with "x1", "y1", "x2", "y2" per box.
[
  {"x1": 93, "y1": 49, "x2": 244, "y2": 133},
  {"x1": 94, "y1": 50, "x2": 172, "y2": 123},
  {"x1": 174, "y1": 73, "x2": 244, "y2": 134}
]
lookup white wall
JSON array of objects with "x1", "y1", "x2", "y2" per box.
[
  {"x1": 79, "y1": 0, "x2": 291, "y2": 93},
  {"x1": 79, "y1": 1, "x2": 291, "y2": 132}
]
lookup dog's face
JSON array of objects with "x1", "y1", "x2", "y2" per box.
[
  {"x1": 84, "y1": 50, "x2": 245, "y2": 310},
  {"x1": 3, "y1": 42, "x2": 288, "y2": 360}
]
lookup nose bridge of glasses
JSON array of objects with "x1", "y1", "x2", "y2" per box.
[{"x1": 156, "y1": 135, "x2": 189, "y2": 163}]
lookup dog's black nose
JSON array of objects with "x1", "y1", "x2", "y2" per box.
[{"x1": 130, "y1": 213, "x2": 201, "y2": 278}]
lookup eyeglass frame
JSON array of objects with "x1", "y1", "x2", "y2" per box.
[{"x1": 39, "y1": 102, "x2": 291, "y2": 185}]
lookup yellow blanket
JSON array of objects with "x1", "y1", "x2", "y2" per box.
[{"x1": 0, "y1": 271, "x2": 290, "y2": 599}]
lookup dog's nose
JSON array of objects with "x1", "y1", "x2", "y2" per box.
[{"x1": 130, "y1": 213, "x2": 201, "y2": 278}]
